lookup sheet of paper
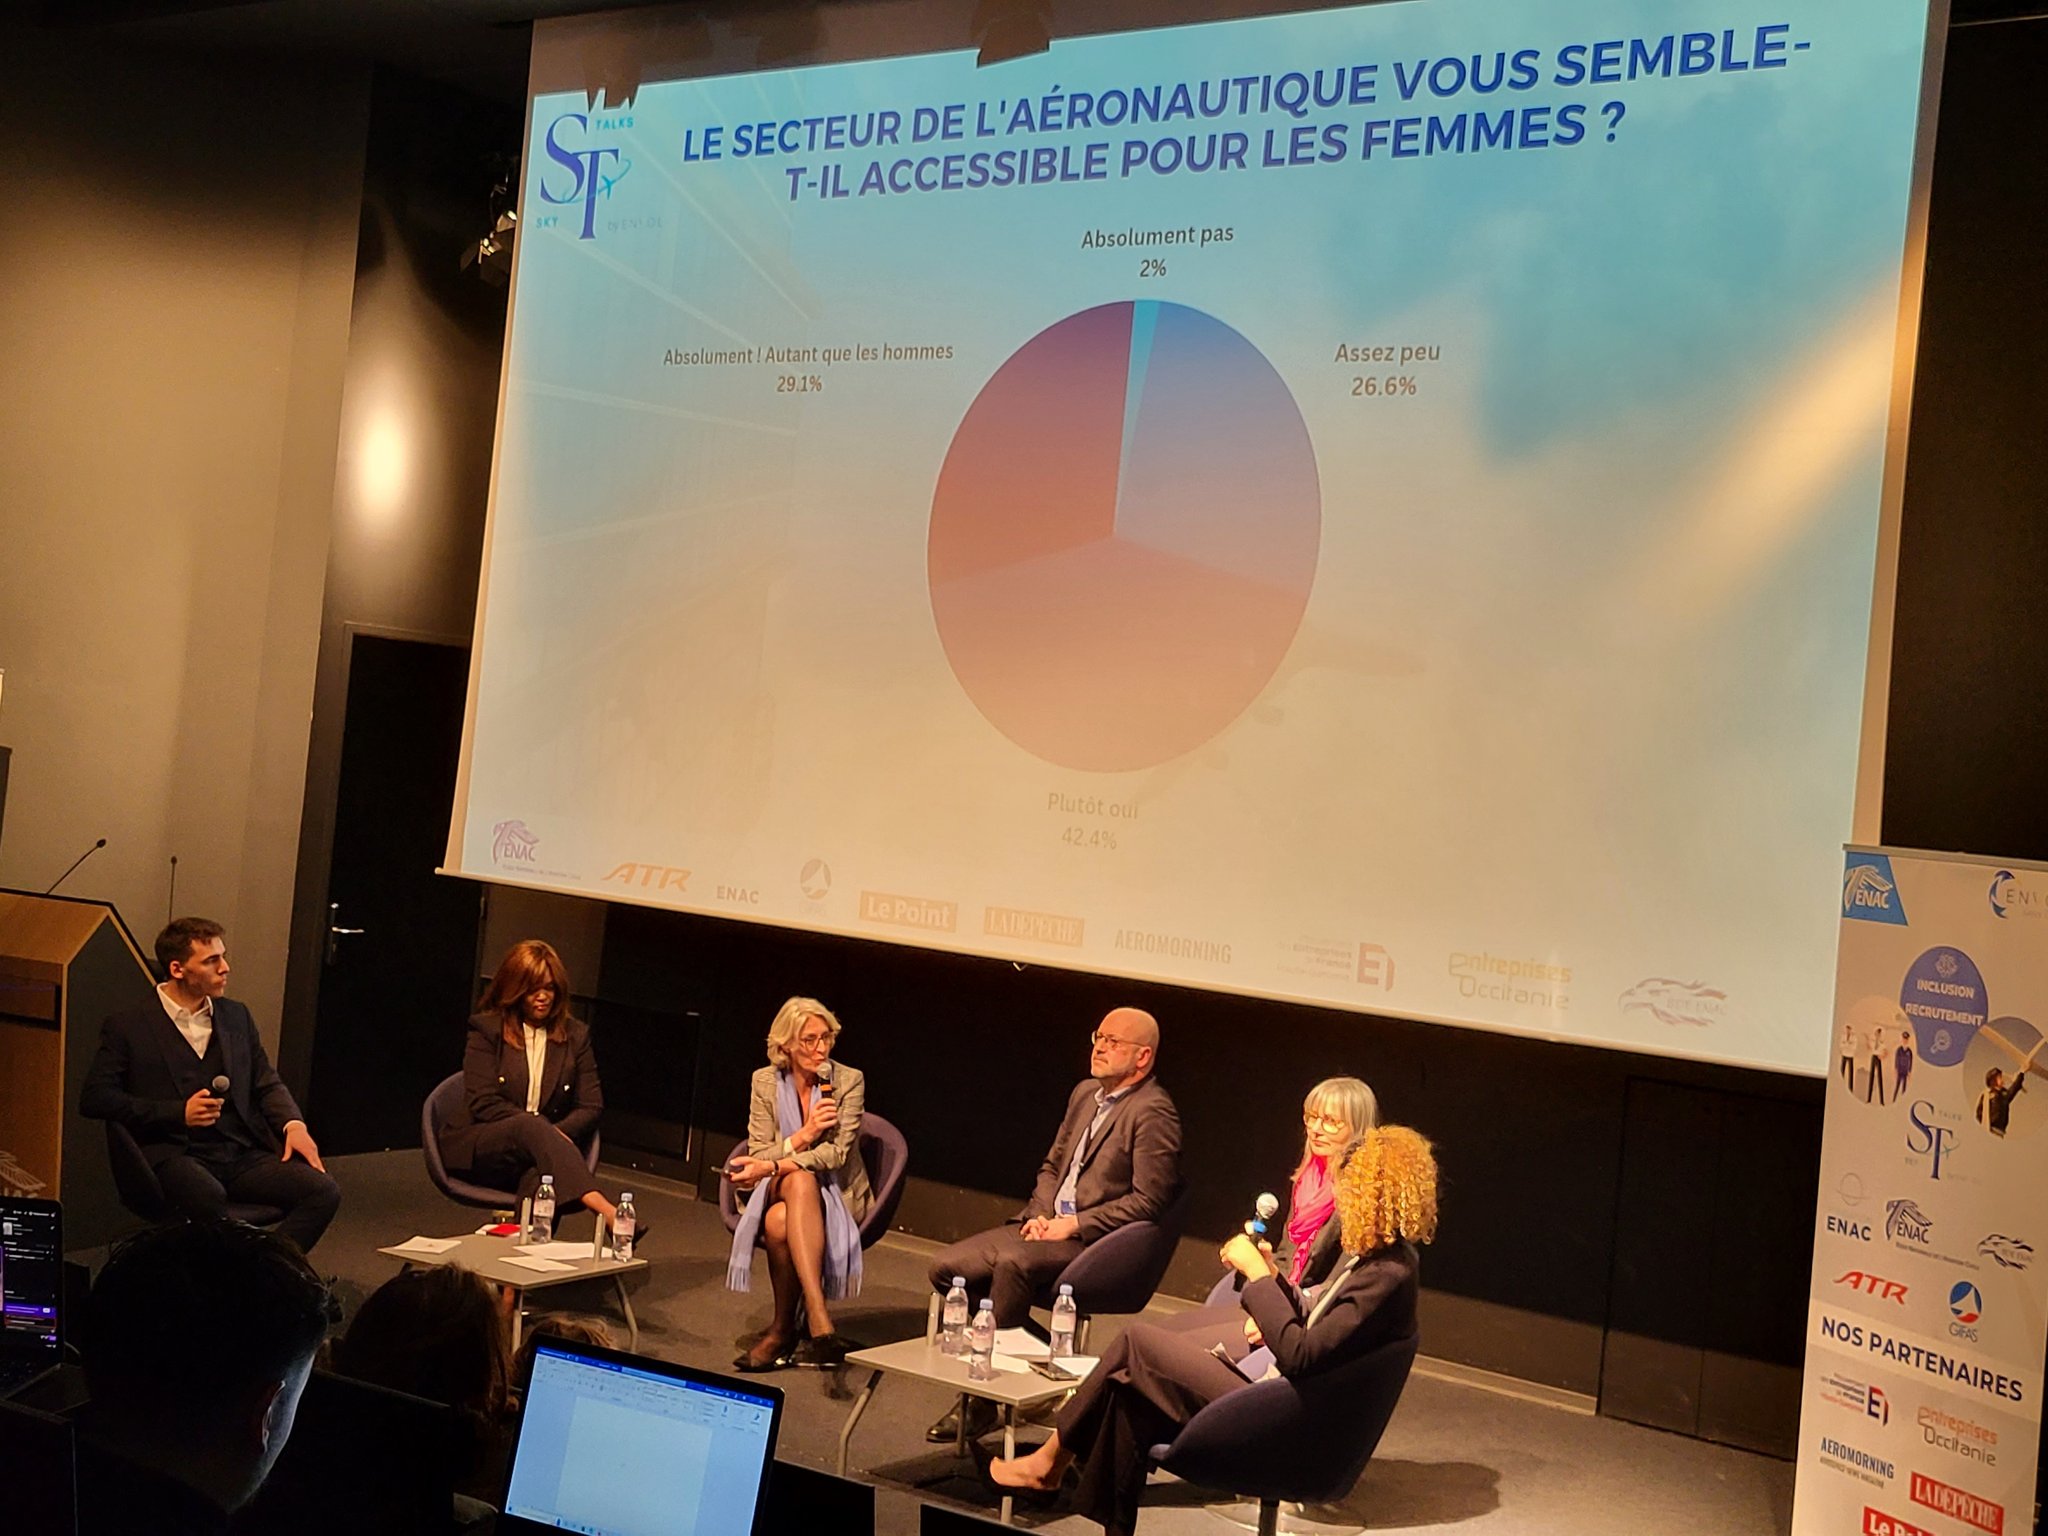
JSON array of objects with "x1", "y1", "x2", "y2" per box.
[
  {"x1": 390, "y1": 1236, "x2": 463, "y2": 1256},
  {"x1": 1052, "y1": 1355, "x2": 1099, "y2": 1378},
  {"x1": 990, "y1": 1353, "x2": 1034, "y2": 1375},
  {"x1": 993, "y1": 1327, "x2": 1050, "y2": 1359},
  {"x1": 503, "y1": 1255, "x2": 579, "y2": 1274},
  {"x1": 518, "y1": 1241, "x2": 600, "y2": 1260}
]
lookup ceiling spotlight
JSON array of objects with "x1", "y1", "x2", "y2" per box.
[{"x1": 462, "y1": 153, "x2": 520, "y2": 285}]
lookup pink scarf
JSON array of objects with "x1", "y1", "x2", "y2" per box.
[{"x1": 1286, "y1": 1156, "x2": 1337, "y2": 1284}]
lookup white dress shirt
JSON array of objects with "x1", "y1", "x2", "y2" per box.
[
  {"x1": 523, "y1": 1024, "x2": 548, "y2": 1114},
  {"x1": 157, "y1": 983, "x2": 213, "y2": 1058}
]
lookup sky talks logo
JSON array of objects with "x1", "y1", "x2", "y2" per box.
[{"x1": 540, "y1": 113, "x2": 630, "y2": 239}]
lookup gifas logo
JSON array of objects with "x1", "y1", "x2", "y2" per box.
[{"x1": 540, "y1": 114, "x2": 629, "y2": 239}]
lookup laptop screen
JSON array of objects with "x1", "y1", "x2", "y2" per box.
[
  {"x1": 0, "y1": 1198, "x2": 61, "y2": 1359},
  {"x1": 502, "y1": 1339, "x2": 782, "y2": 1536}
]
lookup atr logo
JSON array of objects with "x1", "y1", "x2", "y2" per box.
[
  {"x1": 604, "y1": 862, "x2": 690, "y2": 892},
  {"x1": 1978, "y1": 1234, "x2": 2033, "y2": 1270},
  {"x1": 491, "y1": 820, "x2": 538, "y2": 864},
  {"x1": 1828, "y1": 1213, "x2": 1872, "y2": 1241},
  {"x1": 1906, "y1": 1100, "x2": 1959, "y2": 1180},
  {"x1": 540, "y1": 113, "x2": 629, "y2": 239},
  {"x1": 1356, "y1": 943, "x2": 1395, "y2": 989},
  {"x1": 1949, "y1": 1281, "x2": 1983, "y2": 1341},
  {"x1": 1844, "y1": 854, "x2": 1908, "y2": 924},
  {"x1": 1865, "y1": 1509, "x2": 1936, "y2": 1536},
  {"x1": 799, "y1": 859, "x2": 832, "y2": 900},
  {"x1": 1910, "y1": 1471, "x2": 2003, "y2": 1535},
  {"x1": 1886, "y1": 1199, "x2": 1934, "y2": 1246},
  {"x1": 1618, "y1": 977, "x2": 1726, "y2": 1027},
  {"x1": 1836, "y1": 1270, "x2": 1909, "y2": 1304}
]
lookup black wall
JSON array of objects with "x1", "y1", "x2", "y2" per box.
[{"x1": 584, "y1": 15, "x2": 2048, "y2": 1457}]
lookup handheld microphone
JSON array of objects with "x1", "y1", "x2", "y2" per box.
[
  {"x1": 1247, "y1": 1191, "x2": 1279, "y2": 1238},
  {"x1": 1231, "y1": 1192, "x2": 1282, "y2": 1290},
  {"x1": 46, "y1": 838, "x2": 107, "y2": 895},
  {"x1": 817, "y1": 1060, "x2": 835, "y2": 1098},
  {"x1": 167, "y1": 854, "x2": 178, "y2": 924},
  {"x1": 210, "y1": 1075, "x2": 230, "y2": 1099}
]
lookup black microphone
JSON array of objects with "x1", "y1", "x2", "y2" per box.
[
  {"x1": 46, "y1": 838, "x2": 106, "y2": 895},
  {"x1": 210, "y1": 1075, "x2": 230, "y2": 1099},
  {"x1": 167, "y1": 854, "x2": 178, "y2": 924},
  {"x1": 817, "y1": 1060, "x2": 835, "y2": 1098}
]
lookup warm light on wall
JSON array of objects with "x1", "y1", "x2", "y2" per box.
[{"x1": 355, "y1": 404, "x2": 412, "y2": 531}]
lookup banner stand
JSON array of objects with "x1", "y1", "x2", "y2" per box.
[{"x1": 1794, "y1": 848, "x2": 2048, "y2": 1536}]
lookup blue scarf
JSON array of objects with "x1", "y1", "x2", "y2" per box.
[{"x1": 725, "y1": 1069, "x2": 863, "y2": 1298}]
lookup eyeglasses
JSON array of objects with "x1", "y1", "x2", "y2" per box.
[
  {"x1": 1091, "y1": 1030, "x2": 1143, "y2": 1049},
  {"x1": 796, "y1": 1032, "x2": 833, "y2": 1049},
  {"x1": 1303, "y1": 1111, "x2": 1348, "y2": 1131}
]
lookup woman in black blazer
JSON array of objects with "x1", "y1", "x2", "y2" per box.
[
  {"x1": 439, "y1": 940, "x2": 617, "y2": 1231},
  {"x1": 991, "y1": 1125, "x2": 1438, "y2": 1535}
]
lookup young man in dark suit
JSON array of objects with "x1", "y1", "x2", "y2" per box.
[
  {"x1": 81, "y1": 917, "x2": 341, "y2": 1253},
  {"x1": 924, "y1": 1006, "x2": 1183, "y2": 1439}
]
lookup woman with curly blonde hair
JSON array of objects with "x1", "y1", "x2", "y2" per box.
[{"x1": 992, "y1": 1125, "x2": 1437, "y2": 1535}]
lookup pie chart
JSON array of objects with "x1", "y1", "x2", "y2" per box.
[{"x1": 929, "y1": 300, "x2": 1321, "y2": 772}]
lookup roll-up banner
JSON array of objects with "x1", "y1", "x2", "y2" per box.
[{"x1": 1795, "y1": 848, "x2": 2048, "y2": 1536}]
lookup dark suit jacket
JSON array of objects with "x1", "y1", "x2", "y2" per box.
[
  {"x1": 438, "y1": 1011, "x2": 602, "y2": 1169},
  {"x1": 1020, "y1": 1076, "x2": 1182, "y2": 1244},
  {"x1": 1278, "y1": 1211, "x2": 1343, "y2": 1289},
  {"x1": 1241, "y1": 1240, "x2": 1419, "y2": 1379},
  {"x1": 80, "y1": 997, "x2": 302, "y2": 1165}
]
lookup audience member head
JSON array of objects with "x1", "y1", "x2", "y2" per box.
[
  {"x1": 329, "y1": 1264, "x2": 513, "y2": 1428},
  {"x1": 1336, "y1": 1126, "x2": 1439, "y2": 1254},
  {"x1": 1089, "y1": 1006, "x2": 1158, "y2": 1091},
  {"x1": 765, "y1": 996, "x2": 840, "y2": 1072},
  {"x1": 515, "y1": 1312, "x2": 617, "y2": 1386},
  {"x1": 481, "y1": 939, "x2": 572, "y2": 1043},
  {"x1": 1297, "y1": 1076, "x2": 1379, "y2": 1178},
  {"x1": 83, "y1": 1218, "x2": 330, "y2": 1512},
  {"x1": 154, "y1": 916, "x2": 229, "y2": 999}
]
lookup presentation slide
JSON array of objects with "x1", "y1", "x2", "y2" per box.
[{"x1": 449, "y1": 0, "x2": 1938, "y2": 1074}]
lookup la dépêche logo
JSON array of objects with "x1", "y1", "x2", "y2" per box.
[
  {"x1": 539, "y1": 112, "x2": 632, "y2": 239},
  {"x1": 491, "y1": 820, "x2": 538, "y2": 865},
  {"x1": 1618, "y1": 977, "x2": 1726, "y2": 1027}
]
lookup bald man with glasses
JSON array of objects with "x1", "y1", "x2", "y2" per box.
[{"x1": 924, "y1": 1007, "x2": 1182, "y2": 1435}]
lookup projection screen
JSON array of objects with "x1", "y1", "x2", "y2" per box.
[{"x1": 446, "y1": 0, "x2": 1944, "y2": 1075}]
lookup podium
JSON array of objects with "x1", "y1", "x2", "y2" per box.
[{"x1": 0, "y1": 891, "x2": 157, "y2": 1246}]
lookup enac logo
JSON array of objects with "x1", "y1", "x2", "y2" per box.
[{"x1": 605, "y1": 862, "x2": 690, "y2": 892}]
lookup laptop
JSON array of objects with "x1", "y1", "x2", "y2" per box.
[
  {"x1": 499, "y1": 1336, "x2": 784, "y2": 1536},
  {"x1": 0, "y1": 1196, "x2": 63, "y2": 1400}
]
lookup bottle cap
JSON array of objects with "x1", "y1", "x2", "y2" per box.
[
  {"x1": 1059, "y1": 1283, "x2": 1073, "y2": 1296},
  {"x1": 953, "y1": 1275, "x2": 966, "y2": 1287},
  {"x1": 978, "y1": 1298, "x2": 993, "y2": 1310},
  {"x1": 622, "y1": 1193, "x2": 633, "y2": 1201}
]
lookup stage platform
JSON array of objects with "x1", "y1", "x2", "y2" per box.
[{"x1": 304, "y1": 1150, "x2": 1791, "y2": 1534}]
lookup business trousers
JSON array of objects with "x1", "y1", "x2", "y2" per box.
[
  {"x1": 1055, "y1": 1317, "x2": 1252, "y2": 1532},
  {"x1": 927, "y1": 1226, "x2": 1084, "y2": 1328},
  {"x1": 1866, "y1": 1054, "x2": 1887, "y2": 1104},
  {"x1": 156, "y1": 1148, "x2": 341, "y2": 1255},
  {"x1": 456, "y1": 1114, "x2": 599, "y2": 1206}
]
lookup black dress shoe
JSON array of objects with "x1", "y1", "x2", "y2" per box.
[
  {"x1": 791, "y1": 1333, "x2": 849, "y2": 1369},
  {"x1": 732, "y1": 1340, "x2": 794, "y2": 1373},
  {"x1": 926, "y1": 1395, "x2": 1001, "y2": 1443}
]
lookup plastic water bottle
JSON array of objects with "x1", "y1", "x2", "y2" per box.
[
  {"x1": 612, "y1": 1193, "x2": 636, "y2": 1262},
  {"x1": 941, "y1": 1276, "x2": 970, "y2": 1355},
  {"x1": 530, "y1": 1175, "x2": 556, "y2": 1244},
  {"x1": 1050, "y1": 1283, "x2": 1078, "y2": 1359},
  {"x1": 968, "y1": 1299, "x2": 997, "y2": 1381}
]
